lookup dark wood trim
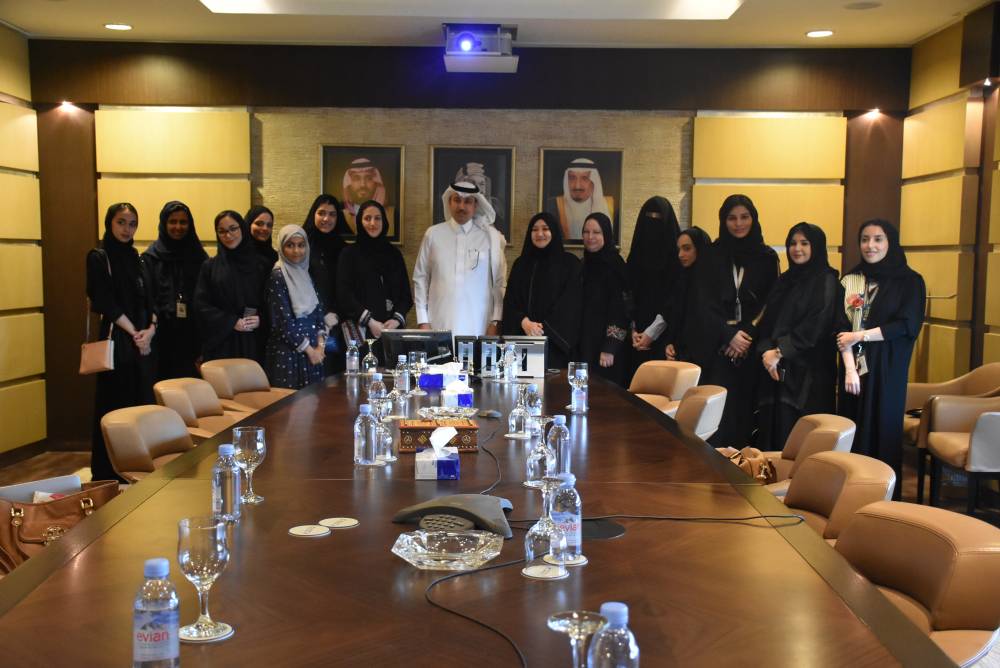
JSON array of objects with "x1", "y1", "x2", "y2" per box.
[
  {"x1": 961, "y1": 1, "x2": 1000, "y2": 87},
  {"x1": 28, "y1": 40, "x2": 911, "y2": 111},
  {"x1": 972, "y1": 87, "x2": 997, "y2": 366}
]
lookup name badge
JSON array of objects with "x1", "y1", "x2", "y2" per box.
[{"x1": 176, "y1": 301, "x2": 187, "y2": 319}]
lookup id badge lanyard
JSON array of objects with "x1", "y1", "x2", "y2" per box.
[{"x1": 729, "y1": 264, "x2": 745, "y2": 324}]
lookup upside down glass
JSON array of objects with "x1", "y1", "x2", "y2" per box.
[
  {"x1": 233, "y1": 426, "x2": 266, "y2": 505},
  {"x1": 548, "y1": 610, "x2": 607, "y2": 668},
  {"x1": 524, "y1": 476, "x2": 569, "y2": 570},
  {"x1": 177, "y1": 517, "x2": 233, "y2": 642},
  {"x1": 362, "y1": 338, "x2": 379, "y2": 375},
  {"x1": 408, "y1": 350, "x2": 428, "y2": 396}
]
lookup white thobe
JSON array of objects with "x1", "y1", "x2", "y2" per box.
[{"x1": 412, "y1": 218, "x2": 507, "y2": 337}]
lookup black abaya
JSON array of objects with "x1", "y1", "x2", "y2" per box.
[
  {"x1": 304, "y1": 196, "x2": 347, "y2": 374},
  {"x1": 579, "y1": 213, "x2": 629, "y2": 385}
]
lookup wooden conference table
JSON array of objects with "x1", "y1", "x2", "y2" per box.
[{"x1": 0, "y1": 374, "x2": 954, "y2": 666}]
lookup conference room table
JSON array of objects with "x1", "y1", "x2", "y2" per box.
[{"x1": 0, "y1": 373, "x2": 955, "y2": 666}]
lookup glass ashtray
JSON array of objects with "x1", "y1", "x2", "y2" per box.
[
  {"x1": 391, "y1": 530, "x2": 503, "y2": 571},
  {"x1": 418, "y1": 406, "x2": 479, "y2": 420}
]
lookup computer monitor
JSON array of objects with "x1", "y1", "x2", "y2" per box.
[
  {"x1": 501, "y1": 336, "x2": 548, "y2": 378},
  {"x1": 381, "y1": 329, "x2": 454, "y2": 365}
]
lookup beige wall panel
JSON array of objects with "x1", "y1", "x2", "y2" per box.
[
  {"x1": 900, "y1": 174, "x2": 976, "y2": 246},
  {"x1": 97, "y1": 178, "x2": 251, "y2": 242},
  {"x1": 0, "y1": 102, "x2": 38, "y2": 172},
  {"x1": 95, "y1": 109, "x2": 250, "y2": 174},
  {"x1": 909, "y1": 23, "x2": 962, "y2": 110},
  {"x1": 0, "y1": 172, "x2": 40, "y2": 240},
  {"x1": 0, "y1": 380, "x2": 46, "y2": 453},
  {"x1": 0, "y1": 24, "x2": 31, "y2": 101},
  {"x1": 906, "y1": 251, "x2": 974, "y2": 321},
  {"x1": 987, "y1": 252, "x2": 1000, "y2": 327},
  {"x1": 693, "y1": 116, "x2": 845, "y2": 179},
  {"x1": 910, "y1": 323, "x2": 971, "y2": 383},
  {"x1": 901, "y1": 98, "x2": 968, "y2": 179},
  {"x1": 692, "y1": 183, "x2": 844, "y2": 246},
  {"x1": 0, "y1": 313, "x2": 44, "y2": 382},
  {"x1": 985, "y1": 333, "x2": 1000, "y2": 364},
  {"x1": 0, "y1": 244, "x2": 42, "y2": 310}
]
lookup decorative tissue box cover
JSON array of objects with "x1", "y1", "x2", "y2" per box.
[
  {"x1": 415, "y1": 447, "x2": 460, "y2": 480},
  {"x1": 399, "y1": 419, "x2": 479, "y2": 452}
]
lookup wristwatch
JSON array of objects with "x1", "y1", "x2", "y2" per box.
[{"x1": 862, "y1": 332, "x2": 870, "y2": 343}]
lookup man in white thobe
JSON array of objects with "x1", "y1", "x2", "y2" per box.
[{"x1": 412, "y1": 181, "x2": 507, "y2": 337}]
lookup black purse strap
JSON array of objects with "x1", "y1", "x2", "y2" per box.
[{"x1": 85, "y1": 250, "x2": 115, "y2": 343}]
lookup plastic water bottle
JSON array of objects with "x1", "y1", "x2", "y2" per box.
[
  {"x1": 550, "y1": 472, "x2": 583, "y2": 561},
  {"x1": 212, "y1": 444, "x2": 241, "y2": 523},
  {"x1": 548, "y1": 415, "x2": 572, "y2": 475},
  {"x1": 368, "y1": 371, "x2": 387, "y2": 409},
  {"x1": 354, "y1": 404, "x2": 380, "y2": 466},
  {"x1": 345, "y1": 340, "x2": 360, "y2": 375},
  {"x1": 588, "y1": 602, "x2": 640, "y2": 668},
  {"x1": 524, "y1": 383, "x2": 542, "y2": 436},
  {"x1": 133, "y1": 558, "x2": 179, "y2": 668},
  {"x1": 395, "y1": 354, "x2": 411, "y2": 394}
]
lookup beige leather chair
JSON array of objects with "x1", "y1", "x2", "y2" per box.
[
  {"x1": 836, "y1": 501, "x2": 1000, "y2": 667},
  {"x1": 201, "y1": 358, "x2": 295, "y2": 411},
  {"x1": 154, "y1": 378, "x2": 252, "y2": 441},
  {"x1": 628, "y1": 361, "x2": 700, "y2": 415},
  {"x1": 905, "y1": 362, "x2": 1000, "y2": 504},
  {"x1": 782, "y1": 451, "x2": 895, "y2": 543},
  {"x1": 925, "y1": 402, "x2": 1000, "y2": 515},
  {"x1": 763, "y1": 414, "x2": 856, "y2": 497},
  {"x1": 100, "y1": 405, "x2": 195, "y2": 482},
  {"x1": 673, "y1": 385, "x2": 727, "y2": 440}
]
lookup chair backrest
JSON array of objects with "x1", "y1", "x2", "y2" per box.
[
  {"x1": 781, "y1": 414, "x2": 856, "y2": 478},
  {"x1": 969, "y1": 412, "x2": 1000, "y2": 473},
  {"x1": 100, "y1": 405, "x2": 194, "y2": 477},
  {"x1": 628, "y1": 361, "x2": 701, "y2": 400},
  {"x1": 154, "y1": 378, "x2": 226, "y2": 427},
  {"x1": 201, "y1": 358, "x2": 271, "y2": 399},
  {"x1": 836, "y1": 501, "x2": 1000, "y2": 633},
  {"x1": 674, "y1": 385, "x2": 727, "y2": 440},
  {"x1": 959, "y1": 362, "x2": 1000, "y2": 396},
  {"x1": 783, "y1": 451, "x2": 895, "y2": 540}
]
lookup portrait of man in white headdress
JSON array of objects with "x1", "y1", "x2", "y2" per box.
[
  {"x1": 432, "y1": 147, "x2": 514, "y2": 241},
  {"x1": 541, "y1": 150, "x2": 621, "y2": 245},
  {"x1": 321, "y1": 146, "x2": 403, "y2": 242}
]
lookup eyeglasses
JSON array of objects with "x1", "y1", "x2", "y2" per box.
[{"x1": 217, "y1": 225, "x2": 241, "y2": 237}]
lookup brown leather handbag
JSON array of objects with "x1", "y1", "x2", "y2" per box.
[
  {"x1": 0, "y1": 481, "x2": 119, "y2": 574},
  {"x1": 716, "y1": 446, "x2": 777, "y2": 484}
]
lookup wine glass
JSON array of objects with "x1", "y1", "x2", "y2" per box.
[
  {"x1": 409, "y1": 350, "x2": 428, "y2": 396},
  {"x1": 524, "y1": 436, "x2": 556, "y2": 488},
  {"x1": 361, "y1": 338, "x2": 379, "y2": 376},
  {"x1": 547, "y1": 611, "x2": 607, "y2": 668},
  {"x1": 502, "y1": 343, "x2": 518, "y2": 383},
  {"x1": 177, "y1": 517, "x2": 233, "y2": 643},
  {"x1": 233, "y1": 426, "x2": 266, "y2": 505},
  {"x1": 523, "y1": 476, "x2": 569, "y2": 578},
  {"x1": 506, "y1": 385, "x2": 531, "y2": 440}
]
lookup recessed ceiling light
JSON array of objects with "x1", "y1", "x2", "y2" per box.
[
  {"x1": 844, "y1": 1, "x2": 881, "y2": 9},
  {"x1": 806, "y1": 29, "x2": 834, "y2": 38},
  {"x1": 104, "y1": 23, "x2": 132, "y2": 31}
]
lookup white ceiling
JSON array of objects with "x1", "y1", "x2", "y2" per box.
[{"x1": 0, "y1": 0, "x2": 987, "y2": 48}]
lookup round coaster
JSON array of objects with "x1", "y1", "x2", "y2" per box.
[
  {"x1": 288, "y1": 524, "x2": 331, "y2": 537},
  {"x1": 319, "y1": 517, "x2": 359, "y2": 529},
  {"x1": 504, "y1": 432, "x2": 531, "y2": 440},
  {"x1": 179, "y1": 622, "x2": 234, "y2": 644},
  {"x1": 544, "y1": 553, "x2": 589, "y2": 567},
  {"x1": 521, "y1": 564, "x2": 569, "y2": 580}
]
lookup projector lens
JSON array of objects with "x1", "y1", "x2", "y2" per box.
[{"x1": 458, "y1": 33, "x2": 474, "y2": 52}]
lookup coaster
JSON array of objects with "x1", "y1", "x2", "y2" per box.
[
  {"x1": 521, "y1": 564, "x2": 569, "y2": 580},
  {"x1": 179, "y1": 622, "x2": 234, "y2": 644},
  {"x1": 319, "y1": 517, "x2": 359, "y2": 529},
  {"x1": 504, "y1": 432, "x2": 531, "y2": 440},
  {"x1": 288, "y1": 524, "x2": 331, "y2": 537},
  {"x1": 544, "y1": 553, "x2": 589, "y2": 567}
]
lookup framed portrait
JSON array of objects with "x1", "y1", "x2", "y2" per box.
[
  {"x1": 320, "y1": 145, "x2": 404, "y2": 243},
  {"x1": 431, "y1": 146, "x2": 515, "y2": 242},
  {"x1": 539, "y1": 148, "x2": 624, "y2": 247}
]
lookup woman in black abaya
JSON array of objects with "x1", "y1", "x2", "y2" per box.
[
  {"x1": 502, "y1": 212, "x2": 581, "y2": 369},
  {"x1": 303, "y1": 194, "x2": 347, "y2": 374},
  {"x1": 579, "y1": 213, "x2": 629, "y2": 385},
  {"x1": 246, "y1": 205, "x2": 278, "y2": 267},
  {"x1": 755, "y1": 222, "x2": 841, "y2": 451},
  {"x1": 837, "y1": 219, "x2": 925, "y2": 498}
]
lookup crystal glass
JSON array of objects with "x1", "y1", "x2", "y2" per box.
[
  {"x1": 392, "y1": 530, "x2": 503, "y2": 570},
  {"x1": 232, "y1": 426, "x2": 265, "y2": 505},
  {"x1": 506, "y1": 385, "x2": 531, "y2": 439},
  {"x1": 408, "y1": 350, "x2": 428, "y2": 396},
  {"x1": 361, "y1": 338, "x2": 378, "y2": 376},
  {"x1": 501, "y1": 343, "x2": 519, "y2": 383},
  {"x1": 524, "y1": 435, "x2": 556, "y2": 488},
  {"x1": 524, "y1": 477, "x2": 569, "y2": 573},
  {"x1": 385, "y1": 386, "x2": 407, "y2": 419},
  {"x1": 177, "y1": 517, "x2": 233, "y2": 642},
  {"x1": 547, "y1": 611, "x2": 607, "y2": 668},
  {"x1": 376, "y1": 421, "x2": 397, "y2": 463}
]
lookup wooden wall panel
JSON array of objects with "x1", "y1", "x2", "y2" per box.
[
  {"x1": 907, "y1": 251, "x2": 974, "y2": 321},
  {"x1": 0, "y1": 24, "x2": 30, "y2": 101},
  {"x1": 96, "y1": 178, "x2": 251, "y2": 241},
  {"x1": 901, "y1": 98, "x2": 970, "y2": 179},
  {"x1": 0, "y1": 103, "x2": 38, "y2": 172},
  {"x1": 692, "y1": 183, "x2": 844, "y2": 246},
  {"x1": 0, "y1": 172, "x2": 41, "y2": 240},
  {"x1": 911, "y1": 323, "x2": 971, "y2": 382},
  {"x1": 693, "y1": 116, "x2": 846, "y2": 179},
  {"x1": 899, "y1": 174, "x2": 977, "y2": 246},
  {"x1": 95, "y1": 109, "x2": 250, "y2": 174},
  {"x1": 0, "y1": 245, "x2": 43, "y2": 310},
  {"x1": 0, "y1": 381, "x2": 46, "y2": 453},
  {"x1": 985, "y1": 333, "x2": 1000, "y2": 364},
  {"x1": 909, "y1": 23, "x2": 963, "y2": 110},
  {"x1": 993, "y1": 170, "x2": 1000, "y2": 244},
  {"x1": 0, "y1": 313, "x2": 45, "y2": 382},
  {"x1": 987, "y1": 252, "x2": 1000, "y2": 327}
]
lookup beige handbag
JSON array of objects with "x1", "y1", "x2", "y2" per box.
[{"x1": 79, "y1": 250, "x2": 115, "y2": 375}]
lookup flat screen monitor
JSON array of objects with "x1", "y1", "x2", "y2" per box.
[
  {"x1": 381, "y1": 330, "x2": 454, "y2": 365},
  {"x1": 501, "y1": 336, "x2": 548, "y2": 377}
]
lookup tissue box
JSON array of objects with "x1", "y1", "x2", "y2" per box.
[
  {"x1": 415, "y1": 447, "x2": 460, "y2": 480},
  {"x1": 418, "y1": 373, "x2": 444, "y2": 390},
  {"x1": 440, "y1": 388, "x2": 474, "y2": 408},
  {"x1": 399, "y1": 419, "x2": 479, "y2": 452}
]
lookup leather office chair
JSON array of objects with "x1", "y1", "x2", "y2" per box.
[
  {"x1": 904, "y1": 362, "x2": 1000, "y2": 504},
  {"x1": 763, "y1": 414, "x2": 856, "y2": 497},
  {"x1": 782, "y1": 451, "x2": 895, "y2": 543},
  {"x1": 154, "y1": 378, "x2": 252, "y2": 441},
  {"x1": 201, "y1": 358, "x2": 295, "y2": 411},
  {"x1": 925, "y1": 401, "x2": 1000, "y2": 515},
  {"x1": 836, "y1": 501, "x2": 1000, "y2": 667},
  {"x1": 100, "y1": 405, "x2": 195, "y2": 483},
  {"x1": 673, "y1": 385, "x2": 727, "y2": 440},
  {"x1": 628, "y1": 361, "x2": 701, "y2": 416}
]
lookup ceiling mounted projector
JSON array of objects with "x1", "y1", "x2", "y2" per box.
[{"x1": 443, "y1": 24, "x2": 519, "y2": 74}]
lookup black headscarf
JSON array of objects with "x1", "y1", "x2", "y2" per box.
[
  {"x1": 716, "y1": 194, "x2": 770, "y2": 267},
  {"x1": 245, "y1": 205, "x2": 278, "y2": 267},
  {"x1": 354, "y1": 200, "x2": 395, "y2": 273},
  {"x1": 101, "y1": 202, "x2": 143, "y2": 296},
  {"x1": 582, "y1": 213, "x2": 625, "y2": 279},
  {"x1": 303, "y1": 194, "x2": 347, "y2": 267},
  {"x1": 758, "y1": 222, "x2": 838, "y2": 336},
  {"x1": 145, "y1": 201, "x2": 207, "y2": 263},
  {"x1": 849, "y1": 219, "x2": 910, "y2": 280},
  {"x1": 214, "y1": 210, "x2": 257, "y2": 269},
  {"x1": 521, "y1": 212, "x2": 564, "y2": 259},
  {"x1": 627, "y1": 196, "x2": 681, "y2": 280}
]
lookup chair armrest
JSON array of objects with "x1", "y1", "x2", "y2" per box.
[
  {"x1": 906, "y1": 378, "x2": 963, "y2": 410},
  {"x1": 928, "y1": 395, "x2": 1000, "y2": 434},
  {"x1": 220, "y1": 399, "x2": 257, "y2": 414}
]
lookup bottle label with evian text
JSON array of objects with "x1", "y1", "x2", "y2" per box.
[{"x1": 133, "y1": 609, "x2": 179, "y2": 661}]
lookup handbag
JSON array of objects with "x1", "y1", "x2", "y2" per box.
[
  {"x1": 716, "y1": 446, "x2": 777, "y2": 484},
  {"x1": 79, "y1": 250, "x2": 115, "y2": 375},
  {"x1": 0, "y1": 481, "x2": 119, "y2": 574}
]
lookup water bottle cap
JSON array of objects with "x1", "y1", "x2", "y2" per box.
[
  {"x1": 359, "y1": 404, "x2": 372, "y2": 414},
  {"x1": 398, "y1": 355, "x2": 407, "y2": 362},
  {"x1": 349, "y1": 339, "x2": 357, "y2": 346},
  {"x1": 553, "y1": 415, "x2": 566, "y2": 425},
  {"x1": 218, "y1": 443, "x2": 235, "y2": 456},
  {"x1": 372, "y1": 372, "x2": 382, "y2": 380},
  {"x1": 599, "y1": 602, "x2": 629, "y2": 626},
  {"x1": 556, "y1": 472, "x2": 576, "y2": 487},
  {"x1": 144, "y1": 557, "x2": 169, "y2": 578}
]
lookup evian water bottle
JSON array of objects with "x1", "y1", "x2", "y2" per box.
[{"x1": 133, "y1": 558, "x2": 179, "y2": 668}]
